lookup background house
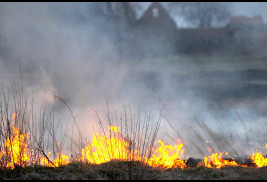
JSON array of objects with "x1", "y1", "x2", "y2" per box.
[
  {"x1": 127, "y1": 2, "x2": 267, "y2": 57},
  {"x1": 131, "y1": 2, "x2": 178, "y2": 57}
]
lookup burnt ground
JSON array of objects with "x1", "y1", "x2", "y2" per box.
[{"x1": 0, "y1": 160, "x2": 267, "y2": 180}]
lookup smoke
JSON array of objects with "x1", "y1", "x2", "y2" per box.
[
  {"x1": 230, "y1": 2, "x2": 267, "y2": 20},
  {"x1": 1, "y1": 2, "x2": 267, "y2": 158}
]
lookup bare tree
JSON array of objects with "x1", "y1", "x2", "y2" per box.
[
  {"x1": 99, "y1": 2, "x2": 140, "y2": 57},
  {"x1": 170, "y1": 2, "x2": 231, "y2": 28},
  {"x1": 100, "y1": 2, "x2": 138, "y2": 26}
]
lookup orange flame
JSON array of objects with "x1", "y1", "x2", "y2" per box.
[
  {"x1": 249, "y1": 152, "x2": 267, "y2": 168},
  {"x1": 79, "y1": 126, "x2": 186, "y2": 169},
  {"x1": 0, "y1": 113, "x2": 70, "y2": 169},
  {"x1": 2, "y1": 126, "x2": 30, "y2": 169},
  {"x1": 40, "y1": 151, "x2": 70, "y2": 167},
  {"x1": 108, "y1": 126, "x2": 118, "y2": 133},
  {"x1": 4, "y1": 114, "x2": 267, "y2": 170},
  {"x1": 146, "y1": 140, "x2": 186, "y2": 169},
  {"x1": 79, "y1": 126, "x2": 132, "y2": 164},
  {"x1": 200, "y1": 152, "x2": 238, "y2": 168}
]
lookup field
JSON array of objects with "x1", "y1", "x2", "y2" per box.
[
  {"x1": 2, "y1": 1, "x2": 267, "y2": 180},
  {"x1": 0, "y1": 55, "x2": 267, "y2": 180}
]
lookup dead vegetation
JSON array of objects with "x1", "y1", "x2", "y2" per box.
[
  {"x1": 1, "y1": 79, "x2": 267, "y2": 180},
  {"x1": 1, "y1": 161, "x2": 267, "y2": 180}
]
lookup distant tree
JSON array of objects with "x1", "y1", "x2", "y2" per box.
[
  {"x1": 170, "y1": 2, "x2": 231, "y2": 28},
  {"x1": 100, "y1": 2, "x2": 139, "y2": 26},
  {"x1": 98, "y1": 2, "x2": 140, "y2": 57}
]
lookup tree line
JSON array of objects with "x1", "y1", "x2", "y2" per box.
[{"x1": 95, "y1": 2, "x2": 231, "y2": 28}]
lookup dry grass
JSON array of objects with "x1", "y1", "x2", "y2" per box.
[
  {"x1": 0, "y1": 79, "x2": 76, "y2": 169},
  {"x1": 79, "y1": 103, "x2": 162, "y2": 179},
  {"x1": 0, "y1": 78, "x2": 163, "y2": 180},
  {"x1": 1, "y1": 76, "x2": 267, "y2": 180},
  {"x1": 1, "y1": 161, "x2": 267, "y2": 180}
]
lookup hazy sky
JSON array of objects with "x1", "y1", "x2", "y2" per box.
[{"x1": 231, "y1": 2, "x2": 267, "y2": 18}]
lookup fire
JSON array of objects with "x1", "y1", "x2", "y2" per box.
[
  {"x1": 146, "y1": 140, "x2": 187, "y2": 169},
  {"x1": 79, "y1": 126, "x2": 133, "y2": 164},
  {"x1": 0, "y1": 113, "x2": 70, "y2": 169},
  {"x1": 79, "y1": 126, "x2": 186, "y2": 169},
  {"x1": 200, "y1": 152, "x2": 238, "y2": 168},
  {"x1": 1, "y1": 126, "x2": 30, "y2": 169},
  {"x1": 249, "y1": 152, "x2": 267, "y2": 168},
  {"x1": 40, "y1": 152, "x2": 70, "y2": 167},
  {"x1": 109, "y1": 125, "x2": 118, "y2": 133},
  {"x1": 3, "y1": 113, "x2": 267, "y2": 170}
]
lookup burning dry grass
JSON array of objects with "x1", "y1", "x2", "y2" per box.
[
  {"x1": 1, "y1": 81, "x2": 267, "y2": 180},
  {"x1": 0, "y1": 80, "x2": 72, "y2": 169}
]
